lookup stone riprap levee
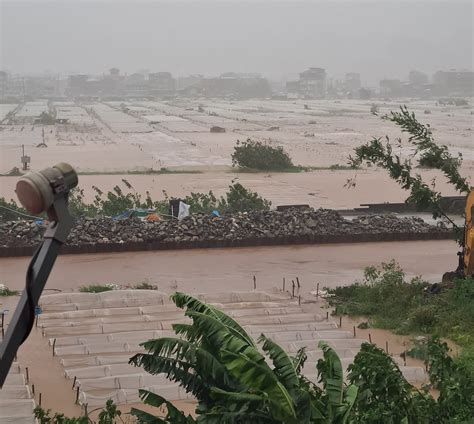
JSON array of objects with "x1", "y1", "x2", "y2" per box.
[{"x1": 0, "y1": 208, "x2": 450, "y2": 251}]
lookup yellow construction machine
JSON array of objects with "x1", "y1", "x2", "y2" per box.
[
  {"x1": 460, "y1": 189, "x2": 474, "y2": 278},
  {"x1": 443, "y1": 189, "x2": 474, "y2": 282}
]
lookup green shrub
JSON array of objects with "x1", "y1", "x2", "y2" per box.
[
  {"x1": 34, "y1": 399, "x2": 121, "y2": 424},
  {"x1": 408, "y1": 305, "x2": 438, "y2": 331},
  {"x1": 69, "y1": 180, "x2": 270, "y2": 217},
  {"x1": 182, "y1": 191, "x2": 219, "y2": 214},
  {"x1": 328, "y1": 261, "x2": 427, "y2": 330},
  {"x1": 232, "y1": 138, "x2": 294, "y2": 171},
  {"x1": 78, "y1": 284, "x2": 118, "y2": 293},
  {"x1": 328, "y1": 262, "x2": 474, "y2": 390},
  {"x1": 0, "y1": 284, "x2": 19, "y2": 296},
  {"x1": 221, "y1": 181, "x2": 271, "y2": 212},
  {"x1": 133, "y1": 282, "x2": 157, "y2": 290},
  {"x1": 0, "y1": 197, "x2": 31, "y2": 221}
]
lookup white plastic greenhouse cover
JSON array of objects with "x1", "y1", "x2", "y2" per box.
[
  {"x1": 77, "y1": 373, "x2": 171, "y2": 390},
  {"x1": 78, "y1": 384, "x2": 192, "y2": 407},
  {"x1": 0, "y1": 365, "x2": 35, "y2": 424},
  {"x1": 36, "y1": 289, "x2": 427, "y2": 408}
]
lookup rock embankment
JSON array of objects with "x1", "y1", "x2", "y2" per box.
[{"x1": 0, "y1": 208, "x2": 450, "y2": 249}]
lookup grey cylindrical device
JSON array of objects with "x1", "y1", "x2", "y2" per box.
[{"x1": 15, "y1": 162, "x2": 78, "y2": 214}]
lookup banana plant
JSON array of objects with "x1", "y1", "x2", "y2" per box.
[{"x1": 129, "y1": 292, "x2": 357, "y2": 423}]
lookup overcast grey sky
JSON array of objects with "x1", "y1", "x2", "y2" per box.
[{"x1": 1, "y1": 0, "x2": 472, "y2": 85}]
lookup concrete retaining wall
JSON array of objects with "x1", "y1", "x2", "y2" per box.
[{"x1": 0, "y1": 231, "x2": 453, "y2": 258}]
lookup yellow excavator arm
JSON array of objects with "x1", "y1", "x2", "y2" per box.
[{"x1": 463, "y1": 189, "x2": 474, "y2": 277}]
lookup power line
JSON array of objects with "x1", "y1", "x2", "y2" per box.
[{"x1": 0, "y1": 204, "x2": 41, "y2": 220}]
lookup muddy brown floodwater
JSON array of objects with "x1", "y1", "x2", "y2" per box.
[
  {"x1": 0, "y1": 240, "x2": 458, "y2": 417},
  {"x1": 0, "y1": 240, "x2": 458, "y2": 293}
]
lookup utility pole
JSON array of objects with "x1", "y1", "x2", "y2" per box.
[{"x1": 21, "y1": 145, "x2": 30, "y2": 171}]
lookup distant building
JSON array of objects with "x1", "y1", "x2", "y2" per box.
[
  {"x1": 124, "y1": 73, "x2": 148, "y2": 97},
  {"x1": 433, "y1": 70, "x2": 474, "y2": 96},
  {"x1": 68, "y1": 74, "x2": 88, "y2": 97},
  {"x1": 379, "y1": 79, "x2": 403, "y2": 97},
  {"x1": 358, "y1": 87, "x2": 372, "y2": 100},
  {"x1": 285, "y1": 80, "x2": 300, "y2": 98},
  {"x1": 286, "y1": 68, "x2": 327, "y2": 99},
  {"x1": 177, "y1": 75, "x2": 204, "y2": 90},
  {"x1": 148, "y1": 72, "x2": 176, "y2": 97},
  {"x1": 298, "y1": 68, "x2": 326, "y2": 98},
  {"x1": 408, "y1": 70, "x2": 428, "y2": 86},
  {"x1": 109, "y1": 68, "x2": 120, "y2": 77},
  {"x1": 201, "y1": 73, "x2": 271, "y2": 99},
  {"x1": 345, "y1": 73, "x2": 361, "y2": 94},
  {"x1": 0, "y1": 71, "x2": 8, "y2": 100}
]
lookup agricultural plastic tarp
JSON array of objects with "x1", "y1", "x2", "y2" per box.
[{"x1": 37, "y1": 289, "x2": 426, "y2": 408}]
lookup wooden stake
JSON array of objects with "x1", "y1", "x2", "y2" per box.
[
  {"x1": 326, "y1": 311, "x2": 329, "y2": 321},
  {"x1": 39, "y1": 393, "x2": 42, "y2": 407},
  {"x1": 72, "y1": 376, "x2": 77, "y2": 389},
  {"x1": 76, "y1": 386, "x2": 80, "y2": 404},
  {"x1": 32, "y1": 384, "x2": 35, "y2": 395},
  {"x1": 339, "y1": 316, "x2": 342, "y2": 328},
  {"x1": 292, "y1": 281, "x2": 295, "y2": 298},
  {"x1": 1, "y1": 312, "x2": 4, "y2": 328},
  {"x1": 353, "y1": 326, "x2": 356, "y2": 338},
  {"x1": 316, "y1": 282, "x2": 320, "y2": 298},
  {"x1": 253, "y1": 275, "x2": 256, "y2": 290},
  {"x1": 385, "y1": 341, "x2": 389, "y2": 354},
  {"x1": 296, "y1": 277, "x2": 300, "y2": 289},
  {"x1": 52, "y1": 338, "x2": 57, "y2": 356},
  {"x1": 298, "y1": 295, "x2": 301, "y2": 306},
  {"x1": 368, "y1": 333, "x2": 372, "y2": 343},
  {"x1": 25, "y1": 367, "x2": 29, "y2": 383}
]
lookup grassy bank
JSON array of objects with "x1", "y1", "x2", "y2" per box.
[{"x1": 326, "y1": 261, "x2": 474, "y2": 377}]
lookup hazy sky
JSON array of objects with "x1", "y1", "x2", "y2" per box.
[{"x1": 1, "y1": 0, "x2": 472, "y2": 85}]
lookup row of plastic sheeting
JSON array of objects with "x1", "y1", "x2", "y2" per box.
[
  {"x1": 78, "y1": 384, "x2": 192, "y2": 408},
  {"x1": 77, "y1": 373, "x2": 170, "y2": 391},
  {"x1": 37, "y1": 288, "x2": 428, "y2": 410},
  {"x1": 39, "y1": 290, "x2": 170, "y2": 311},
  {"x1": 0, "y1": 364, "x2": 36, "y2": 424}
]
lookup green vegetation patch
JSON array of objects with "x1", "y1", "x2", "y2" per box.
[
  {"x1": 232, "y1": 138, "x2": 295, "y2": 171},
  {"x1": 133, "y1": 281, "x2": 158, "y2": 290},
  {"x1": 78, "y1": 283, "x2": 118, "y2": 293},
  {"x1": 327, "y1": 261, "x2": 474, "y2": 386},
  {"x1": 0, "y1": 284, "x2": 19, "y2": 296},
  {"x1": 69, "y1": 180, "x2": 270, "y2": 218}
]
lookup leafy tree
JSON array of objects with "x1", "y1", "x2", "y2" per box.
[
  {"x1": 232, "y1": 138, "x2": 295, "y2": 171},
  {"x1": 220, "y1": 182, "x2": 271, "y2": 212},
  {"x1": 348, "y1": 106, "x2": 470, "y2": 228},
  {"x1": 423, "y1": 337, "x2": 474, "y2": 421},
  {"x1": 347, "y1": 343, "x2": 434, "y2": 423},
  {"x1": 129, "y1": 292, "x2": 357, "y2": 423}
]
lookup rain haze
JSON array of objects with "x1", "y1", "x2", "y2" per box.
[
  {"x1": 0, "y1": 0, "x2": 473, "y2": 421},
  {"x1": 1, "y1": 0, "x2": 473, "y2": 82}
]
